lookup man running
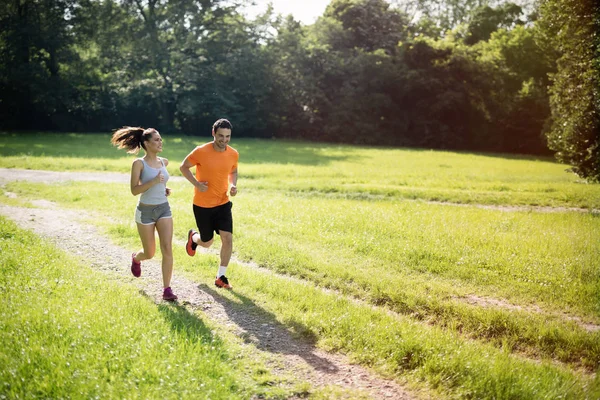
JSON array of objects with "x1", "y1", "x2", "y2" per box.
[{"x1": 180, "y1": 118, "x2": 239, "y2": 289}]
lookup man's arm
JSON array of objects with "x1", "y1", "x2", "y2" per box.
[
  {"x1": 229, "y1": 168, "x2": 238, "y2": 196},
  {"x1": 180, "y1": 156, "x2": 208, "y2": 192}
]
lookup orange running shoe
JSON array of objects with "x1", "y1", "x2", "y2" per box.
[
  {"x1": 186, "y1": 229, "x2": 198, "y2": 256},
  {"x1": 215, "y1": 275, "x2": 232, "y2": 289}
]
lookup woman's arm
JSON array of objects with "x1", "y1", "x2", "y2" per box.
[{"x1": 130, "y1": 159, "x2": 163, "y2": 196}]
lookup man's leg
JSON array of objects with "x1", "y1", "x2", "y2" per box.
[
  {"x1": 214, "y1": 230, "x2": 233, "y2": 289},
  {"x1": 218, "y1": 230, "x2": 233, "y2": 267},
  {"x1": 195, "y1": 234, "x2": 213, "y2": 248},
  {"x1": 189, "y1": 204, "x2": 214, "y2": 252}
]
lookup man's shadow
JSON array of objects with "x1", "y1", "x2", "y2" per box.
[{"x1": 198, "y1": 283, "x2": 339, "y2": 373}]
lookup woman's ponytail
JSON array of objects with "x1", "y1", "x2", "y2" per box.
[{"x1": 110, "y1": 126, "x2": 145, "y2": 154}]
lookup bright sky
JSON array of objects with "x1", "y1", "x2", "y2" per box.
[{"x1": 242, "y1": 0, "x2": 331, "y2": 25}]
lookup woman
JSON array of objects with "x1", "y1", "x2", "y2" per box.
[{"x1": 110, "y1": 126, "x2": 177, "y2": 301}]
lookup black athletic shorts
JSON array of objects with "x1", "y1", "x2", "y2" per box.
[{"x1": 193, "y1": 201, "x2": 233, "y2": 243}]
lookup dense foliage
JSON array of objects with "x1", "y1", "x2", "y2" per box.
[
  {"x1": 537, "y1": 0, "x2": 600, "y2": 181},
  {"x1": 0, "y1": 0, "x2": 598, "y2": 178}
]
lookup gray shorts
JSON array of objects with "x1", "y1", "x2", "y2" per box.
[{"x1": 135, "y1": 202, "x2": 172, "y2": 225}]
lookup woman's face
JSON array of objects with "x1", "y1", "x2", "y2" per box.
[{"x1": 145, "y1": 131, "x2": 163, "y2": 153}]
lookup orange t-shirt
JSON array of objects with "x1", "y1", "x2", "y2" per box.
[{"x1": 186, "y1": 143, "x2": 239, "y2": 208}]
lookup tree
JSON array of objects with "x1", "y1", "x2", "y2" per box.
[
  {"x1": 537, "y1": 0, "x2": 600, "y2": 181},
  {"x1": 324, "y1": 0, "x2": 408, "y2": 53},
  {"x1": 405, "y1": 0, "x2": 491, "y2": 34},
  {"x1": 464, "y1": 2, "x2": 525, "y2": 45},
  {"x1": 475, "y1": 25, "x2": 554, "y2": 154},
  {"x1": 272, "y1": 0, "x2": 412, "y2": 144},
  {"x1": 0, "y1": 0, "x2": 79, "y2": 130}
]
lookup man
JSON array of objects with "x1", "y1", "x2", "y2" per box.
[{"x1": 180, "y1": 118, "x2": 239, "y2": 289}]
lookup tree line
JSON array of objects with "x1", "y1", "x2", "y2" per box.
[{"x1": 1, "y1": 0, "x2": 598, "y2": 180}]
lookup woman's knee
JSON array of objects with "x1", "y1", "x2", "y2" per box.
[
  {"x1": 141, "y1": 249, "x2": 155, "y2": 259},
  {"x1": 160, "y1": 243, "x2": 173, "y2": 257}
]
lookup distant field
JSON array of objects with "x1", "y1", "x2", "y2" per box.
[
  {"x1": 1, "y1": 131, "x2": 599, "y2": 399},
  {"x1": 1, "y1": 131, "x2": 599, "y2": 208}
]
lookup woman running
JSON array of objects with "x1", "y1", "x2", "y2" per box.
[{"x1": 110, "y1": 126, "x2": 177, "y2": 301}]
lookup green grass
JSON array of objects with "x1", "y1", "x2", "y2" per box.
[
  {"x1": 5, "y1": 179, "x2": 600, "y2": 370},
  {"x1": 1, "y1": 132, "x2": 600, "y2": 399},
  {"x1": 222, "y1": 267, "x2": 598, "y2": 400},
  {"x1": 2, "y1": 132, "x2": 600, "y2": 209},
  {"x1": 0, "y1": 217, "x2": 298, "y2": 399}
]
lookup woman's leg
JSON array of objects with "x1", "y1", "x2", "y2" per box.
[
  {"x1": 135, "y1": 223, "x2": 156, "y2": 261},
  {"x1": 155, "y1": 217, "x2": 174, "y2": 288}
]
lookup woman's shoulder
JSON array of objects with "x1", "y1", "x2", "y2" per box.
[
  {"x1": 160, "y1": 157, "x2": 169, "y2": 167},
  {"x1": 131, "y1": 158, "x2": 144, "y2": 175}
]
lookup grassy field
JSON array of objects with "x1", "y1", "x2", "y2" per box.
[
  {"x1": 0, "y1": 218, "x2": 295, "y2": 399},
  {"x1": 1, "y1": 131, "x2": 599, "y2": 399}
]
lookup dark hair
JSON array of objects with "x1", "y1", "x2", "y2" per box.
[
  {"x1": 110, "y1": 126, "x2": 157, "y2": 154},
  {"x1": 212, "y1": 118, "x2": 233, "y2": 134}
]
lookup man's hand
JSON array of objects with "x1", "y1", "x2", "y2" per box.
[
  {"x1": 196, "y1": 181, "x2": 208, "y2": 192},
  {"x1": 230, "y1": 185, "x2": 237, "y2": 197}
]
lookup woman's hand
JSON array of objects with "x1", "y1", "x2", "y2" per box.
[
  {"x1": 154, "y1": 171, "x2": 165, "y2": 185},
  {"x1": 166, "y1": 187, "x2": 172, "y2": 197}
]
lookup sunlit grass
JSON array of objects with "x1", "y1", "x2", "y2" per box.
[
  {"x1": 3, "y1": 178, "x2": 599, "y2": 378},
  {"x1": 0, "y1": 217, "x2": 296, "y2": 399},
  {"x1": 219, "y1": 265, "x2": 599, "y2": 400},
  {"x1": 2, "y1": 132, "x2": 600, "y2": 208},
  {"x1": 1, "y1": 132, "x2": 600, "y2": 398}
]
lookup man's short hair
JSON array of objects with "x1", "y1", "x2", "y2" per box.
[{"x1": 213, "y1": 118, "x2": 233, "y2": 133}]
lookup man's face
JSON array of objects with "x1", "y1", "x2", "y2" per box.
[{"x1": 213, "y1": 128, "x2": 231, "y2": 150}]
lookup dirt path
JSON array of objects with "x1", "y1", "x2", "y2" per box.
[{"x1": 0, "y1": 168, "x2": 415, "y2": 400}]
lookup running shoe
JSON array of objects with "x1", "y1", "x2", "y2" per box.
[
  {"x1": 186, "y1": 229, "x2": 198, "y2": 256},
  {"x1": 215, "y1": 275, "x2": 232, "y2": 289},
  {"x1": 162, "y1": 287, "x2": 178, "y2": 301},
  {"x1": 131, "y1": 253, "x2": 141, "y2": 277}
]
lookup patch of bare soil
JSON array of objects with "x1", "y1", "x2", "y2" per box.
[{"x1": 0, "y1": 168, "x2": 414, "y2": 400}]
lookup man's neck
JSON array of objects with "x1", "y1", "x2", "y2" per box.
[{"x1": 212, "y1": 142, "x2": 226, "y2": 152}]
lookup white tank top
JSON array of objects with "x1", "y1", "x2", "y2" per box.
[{"x1": 139, "y1": 158, "x2": 169, "y2": 205}]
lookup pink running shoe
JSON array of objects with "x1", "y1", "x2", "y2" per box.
[
  {"x1": 162, "y1": 287, "x2": 178, "y2": 301},
  {"x1": 131, "y1": 253, "x2": 141, "y2": 277}
]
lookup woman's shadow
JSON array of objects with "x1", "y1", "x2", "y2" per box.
[{"x1": 197, "y1": 283, "x2": 339, "y2": 373}]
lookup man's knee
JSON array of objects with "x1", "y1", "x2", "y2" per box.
[
  {"x1": 198, "y1": 238, "x2": 213, "y2": 248},
  {"x1": 219, "y1": 231, "x2": 233, "y2": 246}
]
